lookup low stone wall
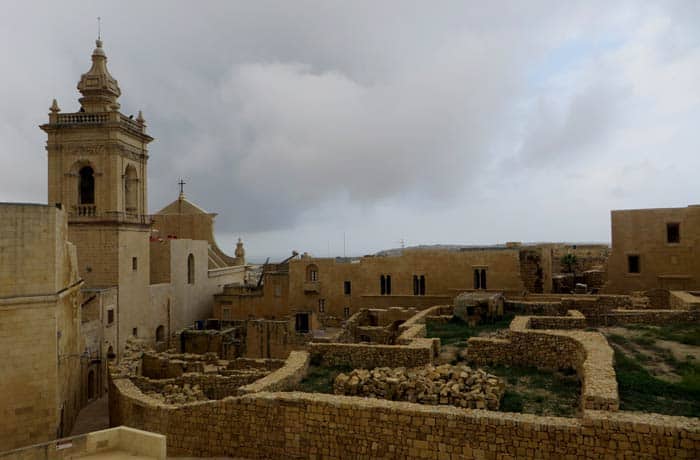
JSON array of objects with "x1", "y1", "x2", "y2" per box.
[
  {"x1": 601, "y1": 309, "x2": 700, "y2": 326},
  {"x1": 308, "y1": 339, "x2": 435, "y2": 369},
  {"x1": 505, "y1": 299, "x2": 566, "y2": 316},
  {"x1": 529, "y1": 310, "x2": 587, "y2": 330},
  {"x1": 132, "y1": 370, "x2": 268, "y2": 400},
  {"x1": 109, "y1": 386, "x2": 700, "y2": 459},
  {"x1": 238, "y1": 351, "x2": 310, "y2": 395},
  {"x1": 398, "y1": 304, "x2": 452, "y2": 332},
  {"x1": 670, "y1": 291, "x2": 700, "y2": 310},
  {"x1": 395, "y1": 324, "x2": 426, "y2": 345},
  {"x1": 466, "y1": 315, "x2": 618, "y2": 412}
]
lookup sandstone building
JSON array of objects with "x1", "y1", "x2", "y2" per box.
[
  {"x1": 0, "y1": 204, "x2": 83, "y2": 450},
  {"x1": 606, "y1": 205, "x2": 700, "y2": 293}
]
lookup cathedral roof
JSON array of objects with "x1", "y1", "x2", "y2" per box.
[{"x1": 154, "y1": 193, "x2": 216, "y2": 217}]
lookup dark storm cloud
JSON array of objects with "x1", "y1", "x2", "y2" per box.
[{"x1": 1, "y1": 1, "x2": 699, "y2": 256}]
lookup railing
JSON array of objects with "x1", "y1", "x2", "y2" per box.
[
  {"x1": 75, "y1": 204, "x2": 96, "y2": 216},
  {"x1": 119, "y1": 114, "x2": 145, "y2": 133},
  {"x1": 56, "y1": 113, "x2": 109, "y2": 124},
  {"x1": 69, "y1": 207, "x2": 151, "y2": 224}
]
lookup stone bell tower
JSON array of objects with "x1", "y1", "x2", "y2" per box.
[{"x1": 41, "y1": 39, "x2": 153, "y2": 290}]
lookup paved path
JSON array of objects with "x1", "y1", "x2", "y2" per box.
[{"x1": 70, "y1": 396, "x2": 110, "y2": 436}]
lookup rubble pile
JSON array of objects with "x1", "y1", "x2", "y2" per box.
[
  {"x1": 334, "y1": 364, "x2": 505, "y2": 410},
  {"x1": 146, "y1": 383, "x2": 208, "y2": 405}
]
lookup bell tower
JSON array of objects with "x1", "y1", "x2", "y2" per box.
[{"x1": 41, "y1": 39, "x2": 153, "y2": 288}]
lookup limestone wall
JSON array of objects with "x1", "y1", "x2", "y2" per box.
[
  {"x1": 308, "y1": 339, "x2": 435, "y2": 369},
  {"x1": 466, "y1": 315, "x2": 618, "y2": 412},
  {"x1": 109, "y1": 386, "x2": 700, "y2": 459},
  {"x1": 238, "y1": 351, "x2": 310, "y2": 394},
  {"x1": 529, "y1": 310, "x2": 587, "y2": 329}
]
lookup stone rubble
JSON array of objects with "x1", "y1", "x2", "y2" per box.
[
  {"x1": 334, "y1": 364, "x2": 505, "y2": 410},
  {"x1": 145, "y1": 383, "x2": 208, "y2": 405}
]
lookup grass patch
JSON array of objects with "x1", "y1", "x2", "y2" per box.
[
  {"x1": 295, "y1": 365, "x2": 352, "y2": 394},
  {"x1": 484, "y1": 365, "x2": 580, "y2": 417},
  {"x1": 613, "y1": 347, "x2": 700, "y2": 417},
  {"x1": 426, "y1": 314, "x2": 514, "y2": 346},
  {"x1": 627, "y1": 323, "x2": 700, "y2": 346}
]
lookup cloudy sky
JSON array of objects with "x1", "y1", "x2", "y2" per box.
[{"x1": 1, "y1": 1, "x2": 699, "y2": 261}]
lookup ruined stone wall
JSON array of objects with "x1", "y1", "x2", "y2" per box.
[
  {"x1": 132, "y1": 372, "x2": 268, "y2": 400},
  {"x1": 529, "y1": 310, "x2": 587, "y2": 329},
  {"x1": 238, "y1": 351, "x2": 310, "y2": 394},
  {"x1": 466, "y1": 315, "x2": 618, "y2": 412},
  {"x1": 109, "y1": 383, "x2": 700, "y2": 459},
  {"x1": 245, "y1": 319, "x2": 308, "y2": 359},
  {"x1": 308, "y1": 339, "x2": 435, "y2": 369}
]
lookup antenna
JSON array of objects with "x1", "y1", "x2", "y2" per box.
[
  {"x1": 399, "y1": 238, "x2": 406, "y2": 249},
  {"x1": 97, "y1": 17, "x2": 101, "y2": 41}
]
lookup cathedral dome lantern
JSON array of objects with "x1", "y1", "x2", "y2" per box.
[{"x1": 77, "y1": 39, "x2": 121, "y2": 112}]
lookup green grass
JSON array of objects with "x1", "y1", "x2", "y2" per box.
[
  {"x1": 484, "y1": 365, "x2": 580, "y2": 417},
  {"x1": 613, "y1": 348, "x2": 700, "y2": 416},
  {"x1": 295, "y1": 365, "x2": 353, "y2": 394},
  {"x1": 627, "y1": 323, "x2": 700, "y2": 346},
  {"x1": 426, "y1": 314, "x2": 514, "y2": 346}
]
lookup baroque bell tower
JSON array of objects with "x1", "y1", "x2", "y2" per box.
[{"x1": 41, "y1": 39, "x2": 153, "y2": 290}]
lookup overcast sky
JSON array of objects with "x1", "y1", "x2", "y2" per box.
[{"x1": 1, "y1": 1, "x2": 699, "y2": 261}]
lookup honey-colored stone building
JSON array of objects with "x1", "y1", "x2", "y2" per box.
[
  {"x1": 606, "y1": 205, "x2": 700, "y2": 293},
  {"x1": 0, "y1": 204, "x2": 83, "y2": 450}
]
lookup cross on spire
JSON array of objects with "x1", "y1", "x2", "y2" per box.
[{"x1": 178, "y1": 178, "x2": 186, "y2": 197}]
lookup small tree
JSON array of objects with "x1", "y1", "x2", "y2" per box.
[{"x1": 561, "y1": 253, "x2": 578, "y2": 274}]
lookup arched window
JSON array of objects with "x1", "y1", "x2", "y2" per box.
[
  {"x1": 124, "y1": 165, "x2": 138, "y2": 212},
  {"x1": 79, "y1": 166, "x2": 95, "y2": 204},
  {"x1": 155, "y1": 325, "x2": 165, "y2": 342},
  {"x1": 187, "y1": 254, "x2": 195, "y2": 284},
  {"x1": 306, "y1": 264, "x2": 319, "y2": 282}
]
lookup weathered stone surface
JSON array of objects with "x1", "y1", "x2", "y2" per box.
[{"x1": 334, "y1": 364, "x2": 505, "y2": 410}]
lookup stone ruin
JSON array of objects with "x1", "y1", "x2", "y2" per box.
[
  {"x1": 453, "y1": 292, "x2": 505, "y2": 326},
  {"x1": 334, "y1": 363, "x2": 505, "y2": 410}
]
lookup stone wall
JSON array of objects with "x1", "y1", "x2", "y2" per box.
[
  {"x1": 529, "y1": 310, "x2": 587, "y2": 330},
  {"x1": 238, "y1": 351, "x2": 310, "y2": 395},
  {"x1": 308, "y1": 339, "x2": 435, "y2": 369},
  {"x1": 466, "y1": 315, "x2": 619, "y2": 412},
  {"x1": 109, "y1": 386, "x2": 700, "y2": 459}
]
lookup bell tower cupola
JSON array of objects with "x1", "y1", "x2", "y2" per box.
[{"x1": 77, "y1": 39, "x2": 121, "y2": 112}]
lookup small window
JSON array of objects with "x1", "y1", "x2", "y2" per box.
[
  {"x1": 344, "y1": 281, "x2": 351, "y2": 296},
  {"x1": 413, "y1": 275, "x2": 419, "y2": 296},
  {"x1": 628, "y1": 255, "x2": 640, "y2": 274},
  {"x1": 274, "y1": 283, "x2": 282, "y2": 297},
  {"x1": 419, "y1": 275, "x2": 426, "y2": 295},
  {"x1": 667, "y1": 223, "x2": 680, "y2": 243},
  {"x1": 132, "y1": 327, "x2": 138, "y2": 337},
  {"x1": 343, "y1": 306, "x2": 350, "y2": 318},
  {"x1": 222, "y1": 307, "x2": 231, "y2": 320},
  {"x1": 381, "y1": 275, "x2": 392, "y2": 295},
  {"x1": 318, "y1": 299, "x2": 325, "y2": 313},
  {"x1": 107, "y1": 309, "x2": 114, "y2": 324},
  {"x1": 187, "y1": 254, "x2": 195, "y2": 284},
  {"x1": 306, "y1": 264, "x2": 319, "y2": 282},
  {"x1": 132, "y1": 257, "x2": 138, "y2": 271},
  {"x1": 474, "y1": 269, "x2": 487, "y2": 290}
]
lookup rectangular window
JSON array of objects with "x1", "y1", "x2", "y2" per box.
[
  {"x1": 419, "y1": 275, "x2": 426, "y2": 295},
  {"x1": 274, "y1": 283, "x2": 282, "y2": 297},
  {"x1": 628, "y1": 255, "x2": 640, "y2": 274},
  {"x1": 132, "y1": 327, "x2": 138, "y2": 337},
  {"x1": 318, "y1": 299, "x2": 325, "y2": 313},
  {"x1": 344, "y1": 281, "x2": 351, "y2": 295},
  {"x1": 413, "y1": 275, "x2": 419, "y2": 296},
  {"x1": 107, "y1": 309, "x2": 114, "y2": 324},
  {"x1": 343, "y1": 306, "x2": 350, "y2": 318},
  {"x1": 667, "y1": 223, "x2": 680, "y2": 243},
  {"x1": 386, "y1": 275, "x2": 391, "y2": 295},
  {"x1": 222, "y1": 307, "x2": 231, "y2": 320},
  {"x1": 132, "y1": 257, "x2": 138, "y2": 271}
]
